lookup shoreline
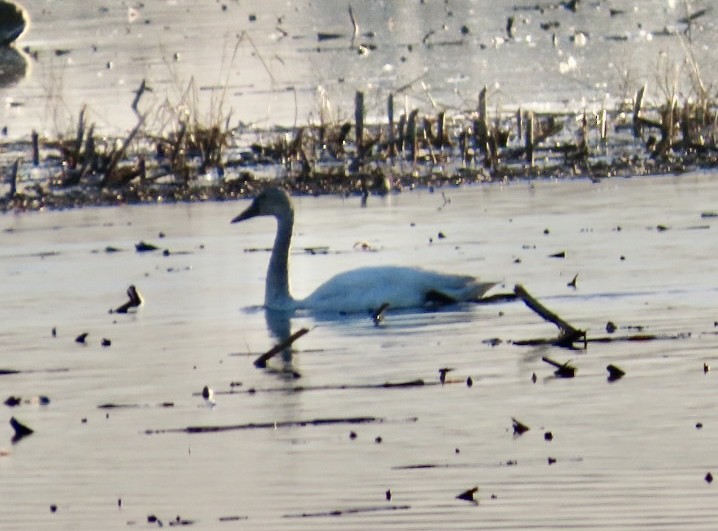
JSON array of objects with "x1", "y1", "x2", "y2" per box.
[{"x1": 2, "y1": 91, "x2": 717, "y2": 213}]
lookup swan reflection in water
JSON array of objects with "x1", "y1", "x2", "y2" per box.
[
  {"x1": 232, "y1": 187, "x2": 497, "y2": 365},
  {"x1": 0, "y1": 46, "x2": 28, "y2": 87}
]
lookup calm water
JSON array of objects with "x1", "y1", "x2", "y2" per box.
[
  {"x1": 2, "y1": 174, "x2": 718, "y2": 529},
  {"x1": 1, "y1": 0, "x2": 716, "y2": 136}
]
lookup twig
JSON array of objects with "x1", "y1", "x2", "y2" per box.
[
  {"x1": 145, "y1": 415, "x2": 383, "y2": 435},
  {"x1": 254, "y1": 327, "x2": 311, "y2": 367},
  {"x1": 514, "y1": 284, "x2": 586, "y2": 348}
]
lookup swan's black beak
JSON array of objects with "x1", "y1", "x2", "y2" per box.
[{"x1": 231, "y1": 201, "x2": 259, "y2": 224}]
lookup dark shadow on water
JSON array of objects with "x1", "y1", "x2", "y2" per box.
[{"x1": 0, "y1": 46, "x2": 28, "y2": 87}]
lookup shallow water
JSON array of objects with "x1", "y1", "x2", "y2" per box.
[
  {"x1": 1, "y1": 0, "x2": 716, "y2": 136},
  {"x1": 2, "y1": 173, "x2": 718, "y2": 529}
]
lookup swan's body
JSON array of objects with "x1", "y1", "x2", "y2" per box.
[{"x1": 232, "y1": 188, "x2": 495, "y2": 314}]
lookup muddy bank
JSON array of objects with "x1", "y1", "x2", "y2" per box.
[{"x1": 2, "y1": 90, "x2": 717, "y2": 212}]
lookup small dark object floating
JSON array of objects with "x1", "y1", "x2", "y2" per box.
[
  {"x1": 704, "y1": 363, "x2": 710, "y2": 374},
  {"x1": 135, "y1": 241, "x2": 159, "y2": 252},
  {"x1": 101, "y1": 338, "x2": 111, "y2": 347},
  {"x1": 385, "y1": 489, "x2": 391, "y2": 501},
  {"x1": 4, "y1": 396, "x2": 21, "y2": 407},
  {"x1": 705, "y1": 472, "x2": 713, "y2": 484},
  {"x1": 10, "y1": 416, "x2": 34, "y2": 443},
  {"x1": 606, "y1": 321, "x2": 617, "y2": 333},
  {"x1": 542, "y1": 356, "x2": 576, "y2": 378},
  {"x1": 114, "y1": 285, "x2": 144, "y2": 314},
  {"x1": 438, "y1": 367, "x2": 454, "y2": 384},
  {"x1": 567, "y1": 273, "x2": 578, "y2": 288},
  {"x1": 349, "y1": 431, "x2": 357, "y2": 440},
  {"x1": 75, "y1": 332, "x2": 88, "y2": 344},
  {"x1": 455, "y1": 486, "x2": 478, "y2": 502},
  {"x1": 466, "y1": 376, "x2": 473, "y2": 387},
  {"x1": 544, "y1": 431, "x2": 553, "y2": 441},
  {"x1": 607, "y1": 364, "x2": 625, "y2": 381},
  {"x1": 512, "y1": 417, "x2": 530, "y2": 435},
  {"x1": 548, "y1": 457, "x2": 557, "y2": 465},
  {"x1": 549, "y1": 250, "x2": 566, "y2": 258},
  {"x1": 696, "y1": 422, "x2": 703, "y2": 429}
]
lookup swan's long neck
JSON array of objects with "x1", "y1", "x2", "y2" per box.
[{"x1": 266, "y1": 209, "x2": 294, "y2": 309}]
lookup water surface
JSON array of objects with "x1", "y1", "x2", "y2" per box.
[
  {"x1": 1, "y1": 0, "x2": 715, "y2": 135},
  {"x1": 1, "y1": 173, "x2": 718, "y2": 528}
]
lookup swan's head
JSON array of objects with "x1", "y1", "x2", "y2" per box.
[{"x1": 231, "y1": 187, "x2": 293, "y2": 224}]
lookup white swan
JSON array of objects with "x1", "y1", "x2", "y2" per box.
[{"x1": 231, "y1": 187, "x2": 496, "y2": 314}]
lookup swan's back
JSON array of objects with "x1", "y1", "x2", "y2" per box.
[{"x1": 299, "y1": 265, "x2": 495, "y2": 313}]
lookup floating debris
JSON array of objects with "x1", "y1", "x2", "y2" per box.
[
  {"x1": 438, "y1": 367, "x2": 454, "y2": 384},
  {"x1": 202, "y1": 386, "x2": 215, "y2": 405},
  {"x1": 514, "y1": 285, "x2": 586, "y2": 348},
  {"x1": 10, "y1": 416, "x2": 34, "y2": 443},
  {"x1": 542, "y1": 356, "x2": 576, "y2": 378},
  {"x1": 512, "y1": 417, "x2": 530, "y2": 435},
  {"x1": 544, "y1": 431, "x2": 554, "y2": 441},
  {"x1": 455, "y1": 486, "x2": 479, "y2": 502},
  {"x1": 75, "y1": 332, "x2": 89, "y2": 344},
  {"x1": 482, "y1": 337, "x2": 502, "y2": 346},
  {"x1": 606, "y1": 364, "x2": 626, "y2": 382},
  {"x1": 705, "y1": 472, "x2": 713, "y2": 484},
  {"x1": 101, "y1": 338, "x2": 111, "y2": 347},
  {"x1": 146, "y1": 415, "x2": 388, "y2": 435},
  {"x1": 284, "y1": 504, "x2": 410, "y2": 518},
  {"x1": 567, "y1": 273, "x2": 578, "y2": 288},
  {"x1": 254, "y1": 327, "x2": 311, "y2": 368},
  {"x1": 606, "y1": 321, "x2": 617, "y2": 333},
  {"x1": 113, "y1": 285, "x2": 143, "y2": 314},
  {"x1": 4, "y1": 395, "x2": 50, "y2": 407},
  {"x1": 135, "y1": 241, "x2": 159, "y2": 252}
]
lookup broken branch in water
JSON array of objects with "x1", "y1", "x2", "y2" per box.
[
  {"x1": 514, "y1": 284, "x2": 586, "y2": 348},
  {"x1": 145, "y1": 415, "x2": 388, "y2": 435},
  {"x1": 541, "y1": 356, "x2": 577, "y2": 378},
  {"x1": 112, "y1": 285, "x2": 143, "y2": 314},
  {"x1": 253, "y1": 327, "x2": 311, "y2": 368},
  {"x1": 200, "y1": 378, "x2": 432, "y2": 398},
  {"x1": 284, "y1": 504, "x2": 411, "y2": 519}
]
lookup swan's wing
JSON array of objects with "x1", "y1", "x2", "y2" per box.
[{"x1": 299, "y1": 266, "x2": 495, "y2": 313}]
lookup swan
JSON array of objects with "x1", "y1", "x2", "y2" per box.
[{"x1": 231, "y1": 187, "x2": 496, "y2": 314}]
